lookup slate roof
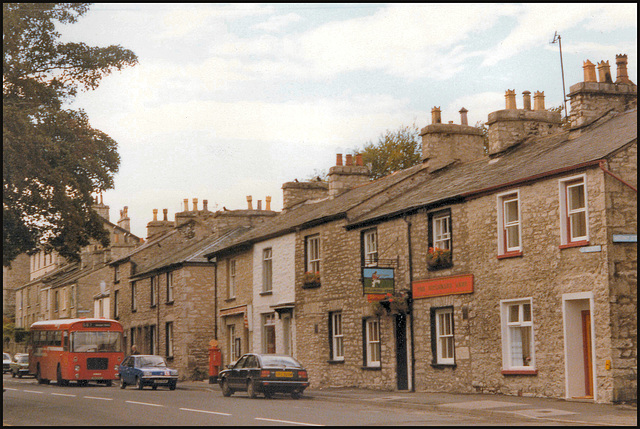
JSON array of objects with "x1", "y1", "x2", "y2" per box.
[{"x1": 205, "y1": 108, "x2": 637, "y2": 255}]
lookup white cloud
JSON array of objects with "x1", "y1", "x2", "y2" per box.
[
  {"x1": 253, "y1": 12, "x2": 302, "y2": 32},
  {"x1": 583, "y1": 3, "x2": 637, "y2": 31}
]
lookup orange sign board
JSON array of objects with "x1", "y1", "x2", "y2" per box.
[{"x1": 412, "y1": 274, "x2": 473, "y2": 299}]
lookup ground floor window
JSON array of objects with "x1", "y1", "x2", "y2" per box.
[
  {"x1": 329, "y1": 311, "x2": 344, "y2": 361},
  {"x1": 364, "y1": 318, "x2": 381, "y2": 367},
  {"x1": 262, "y1": 313, "x2": 276, "y2": 354},
  {"x1": 501, "y1": 298, "x2": 535, "y2": 370},
  {"x1": 432, "y1": 307, "x2": 455, "y2": 365},
  {"x1": 165, "y1": 322, "x2": 174, "y2": 358}
]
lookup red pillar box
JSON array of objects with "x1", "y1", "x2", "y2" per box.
[{"x1": 208, "y1": 340, "x2": 222, "y2": 384}]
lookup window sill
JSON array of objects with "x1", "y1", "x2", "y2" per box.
[
  {"x1": 327, "y1": 359, "x2": 345, "y2": 365},
  {"x1": 431, "y1": 363, "x2": 457, "y2": 369},
  {"x1": 259, "y1": 291, "x2": 273, "y2": 296},
  {"x1": 497, "y1": 251, "x2": 523, "y2": 259},
  {"x1": 302, "y1": 282, "x2": 321, "y2": 289},
  {"x1": 165, "y1": 300, "x2": 174, "y2": 305},
  {"x1": 427, "y1": 263, "x2": 453, "y2": 272},
  {"x1": 224, "y1": 298, "x2": 236, "y2": 303},
  {"x1": 559, "y1": 240, "x2": 589, "y2": 250},
  {"x1": 501, "y1": 369, "x2": 538, "y2": 375},
  {"x1": 361, "y1": 365, "x2": 381, "y2": 371}
]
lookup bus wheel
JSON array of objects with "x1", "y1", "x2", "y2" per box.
[
  {"x1": 36, "y1": 365, "x2": 49, "y2": 385},
  {"x1": 56, "y1": 365, "x2": 68, "y2": 386},
  {"x1": 105, "y1": 380, "x2": 113, "y2": 387}
]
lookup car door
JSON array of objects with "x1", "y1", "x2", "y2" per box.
[
  {"x1": 228, "y1": 355, "x2": 247, "y2": 389},
  {"x1": 243, "y1": 355, "x2": 259, "y2": 382},
  {"x1": 122, "y1": 357, "x2": 135, "y2": 384}
]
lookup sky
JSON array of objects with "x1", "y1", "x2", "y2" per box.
[{"x1": 56, "y1": 3, "x2": 638, "y2": 238}]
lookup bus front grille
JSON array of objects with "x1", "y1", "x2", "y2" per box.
[{"x1": 86, "y1": 358, "x2": 109, "y2": 370}]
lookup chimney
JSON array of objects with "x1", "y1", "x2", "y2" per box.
[
  {"x1": 265, "y1": 196, "x2": 272, "y2": 211},
  {"x1": 117, "y1": 206, "x2": 131, "y2": 232},
  {"x1": 459, "y1": 107, "x2": 468, "y2": 125},
  {"x1": 597, "y1": 60, "x2": 613, "y2": 83},
  {"x1": 192, "y1": 198, "x2": 198, "y2": 211},
  {"x1": 282, "y1": 180, "x2": 328, "y2": 210},
  {"x1": 183, "y1": 198, "x2": 189, "y2": 211},
  {"x1": 505, "y1": 90, "x2": 517, "y2": 109},
  {"x1": 355, "y1": 153, "x2": 363, "y2": 166},
  {"x1": 91, "y1": 193, "x2": 110, "y2": 221},
  {"x1": 431, "y1": 107, "x2": 441, "y2": 124},
  {"x1": 583, "y1": 60, "x2": 597, "y2": 82},
  {"x1": 247, "y1": 196, "x2": 253, "y2": 210},
  {"x1": 533, "y1": 91, "x2": 545, "y2": 111},
  {"x1": 345, "y1": 154, "x2": 353, "y2": 166},
  {"x1": 522, "y1": 91, "x2": 532, "y2": 110},
  {"x1": 616, "y1": 54, "x2": 633, "y2": 84},
  {"x1": 163, "y1": 208, "x2": 168, "y2": 221},
  {"x1": 328, "y1": 152, "x2": 369, "y2": 197},
  {"x1": 257, "y1": 200, "x2": 262, "y2": 210},
  {"x1": 336, "y1": 153, "x2": 343, "y2": 166},
  {"x1": 202, "y1": 200, "x2": 208, "y2": 212},
  {"x1": 152, "y1": 209, "x2": 158, "y2": 221},
  {"x1": 147, "y1": 207, "x2": 172, "y2": 239}
]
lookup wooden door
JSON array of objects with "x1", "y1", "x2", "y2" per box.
[{"x1": 581, "y1": 310, "x2": 593, "y2": 397}]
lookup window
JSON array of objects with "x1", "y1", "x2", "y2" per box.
[
  {"x1": 114, "y1": 290, "x2": 119, "y2": 318},
  {"x1": 150, "y1": 276, "x2": 157, "y2": 307},
  {"x1": 114, "y1": 265, "x2": 120, "y2": 283},
  {"x1": 433, "y1": 213, "x2": 451, "y2": 250},
  {"x1": 228, "y1": 259, "x2": 237, "y2": 298},
  {"x1": 262, "y1": 248, "x2": 273, "y2": 293},
  {"x1": 165, "y1": 322, "x2": 173, "y2": 358},
  {"x1": 559, "y1": 175, "x2": 589, "y2": 246},
  {"x1": 497, "y1": 191, "x2": 522, "y2": 256},
  {"x1": 228, "y1": 325, "x2": 236, "y2": 363},
  {"x1": 262, "y1": 313, "x2": 276, "y2": 354},
  {"x1": 149, "y1": 325, "x2": 156, "y2": 355},
  {"x1": 433, "y1": 307, "x2": 455, "y2": 365},
  {"x1": 362, "y1": 229, "x2": 378, "y2": 267},
  {"x1": 166, "y1": 272, "x2": 174, "y2": 302},
  {"x1": 69, "y1": 285, "x2": 75, "y2": 308},
  {"x1": 329, "y1": 311, "x2": 344, "y2": 361},
  {"x1": 61, "y1": 287, "x2": 67, "y2": 310},
  {"x1": 500, "y1": 299, "x2": 535, "y2": 372},
  {"x1": 305, "y1": 235, "x2": 321, "y2": 274},
  {"x1": 54, "y1": 290, "x2": 59, "y2": 312},
  {"x1": 428, "y1": 209, "x2": 453, "y2": 269},
  {"x1": 131, "y1": 282, "x2": 137, "y2": 312},
  {"x1": 364, "y1": 318, "x2": 381, "y2": 367}
]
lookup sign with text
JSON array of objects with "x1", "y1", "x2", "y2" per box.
[
  {"x1": 363, "y1": 267, "x2": 394, "y2": 295},
  {"x1": 412, "y1": 274, "x2": 474, "y2": 299}
]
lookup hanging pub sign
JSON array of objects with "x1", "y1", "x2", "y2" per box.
[{"x1": 363, "y1": 267, "x2": 395, "y2": 295}]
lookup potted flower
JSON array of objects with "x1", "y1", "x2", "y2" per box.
[
  {"x1": 426, "y1": 247, "x2": 452, "y2": 270},
  {"x1": 302, "y1": 271, "x2": 321, "y2": 288},
  {"x1": 370, "y1": 291, "x2": 411, "y2": 316}
]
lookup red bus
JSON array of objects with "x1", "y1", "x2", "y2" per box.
[{"x1": 28, "y1": 318, "x2": 124, "y2": 386}]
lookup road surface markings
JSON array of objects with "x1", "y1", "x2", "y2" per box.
[
  {"x1": 23, "y1": 390, "x2": 44, "y2": 394},
  {"x1": 179, "y1": 408, "x2": 232, "y2": 416},
  {"x1": 51, "y1": 393, "x2": 76, "y2": 397},
  {"x1": 254, "y1": 417, "x2": 324, "y2": 426},
  {"x1": 84, "y1": 396, "x2": 113, "y2": 401},
  {"x1": 125, "y1": 400, "x2": 163, "y2": 407},
  {"x1": 3, "y1": 387, "x2": 18, "y2": 391}
]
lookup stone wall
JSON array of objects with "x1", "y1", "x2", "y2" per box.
[
  {"x1": 568, "y1": 82, "x2": 637, "y2": 128},
  {"x1": 282, "y1": 181, "x2": 329, "y2": 210}
]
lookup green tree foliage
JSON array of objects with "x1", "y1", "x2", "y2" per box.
[
  {"x1": 355, "y1": 123, "x2": 422, "y2": 180},
  {"x1": 3, "y1": 3, "x2": 138, "y2": 266}
]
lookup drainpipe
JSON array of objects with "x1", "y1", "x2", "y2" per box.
[
  {"x1": 403, "y1": 215, "x2": 416, "y2": 392},
  {"x1": 599, "y1": 160, "x2": 637, "y2": 192}
]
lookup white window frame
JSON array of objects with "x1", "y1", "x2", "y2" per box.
[
  {"x1": 228, "y1": 324, "x2": 236, "y2": 364},
  {"x1": 559, "y1": 174, "x2": 589, "y2": 245},
  {"x1": 365, "y1": 318, "x2": 381, "y2": 367},
  {"x1": 166, "y1": 322, "x2": 174, "y2": 358},
  {"x1": 262, "y1": 248, "x2": 273, "y2": 293},
  {"x1": 166, "y1": 271, "x2": 174, "y2": 302},
  {"x1": 150, "y1": 276, "x2": 157, "y2": 307},
  {"x1": 435, "y1": 307, "x2": 455, "y2": 365},
  {"x1": 262, "y1": 313, "x2": 276, "y2": 354},
  {"x1": 131, "y1": 282, "x2": 137, "y2": 311},
  {"x1": 331, "y1": 312, "x2": 344, "y2": 361},
  {"x1": 433, "y1": 213, "x2": 451, "y2": 250},
  {"x1": 497, "y1": 190, "x2": 522, "y2": 255},
  {"x1": 363, "y1": 229, "x2": 378, "y2": 267},
  {"x1": 306, "y1": 235, "x2": 321, "y2": 274},
  {"x1": 228, "y1": 259, "x2": 237, "y2": 298},
  {"x1": 500, "y1": 298, "x2": 535, "y2": 370}
]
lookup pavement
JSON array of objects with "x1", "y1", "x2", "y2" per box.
[{"x1": 179, "y1": 380, "x2": 637, "y2": 426}]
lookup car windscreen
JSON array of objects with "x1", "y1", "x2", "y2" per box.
[
  {"x1": 71, "y1": 331, "x2": 123, "y2": 352},
  {"x1": 16, "y1": 355, "x2": 29, "y2": 363},
  {"x1": 3, "y1": 353, "x2": 10, "y2": 360},
  {"x1": 260, "y1": 356, "x2": 302, "y2": 368},
  {"x1": 139, "y1": 356, "x2": 167, "y2": 368}
]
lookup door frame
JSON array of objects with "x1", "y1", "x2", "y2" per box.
[
  {"x1": 562, "y1": 292, "x2": 596, "y2": 400},
  {"x1": 394, "y1": 314, "x2": 409, "y2": 390}
]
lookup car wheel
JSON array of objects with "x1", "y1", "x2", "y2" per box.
[
  {"x1": 120, "y1": 378, "x2": 127, "y2": 389},
  {"x1": 169, "y1": 381, "x2": 176, "y2": 391},
  {"x1": 12, "y1": 370, "x2": 16, "y2": 378},
  {"x1": 18, "y1": 372, "x2": 23, "y2": 379},
  {"x1": 221, "y1": 378, "x2": 233, "y2": 397},
  {"x1": 263, "y1": 389, "x2": 273, "y2": 399},
  {"x1": 136, "y1": 377, "x2": 144, "y2": 390},
  {"x1": 152, "y1": 384, "x2": 158, "y2": 390},
  {"x1": 291, "y1": 390, "x2": 302, "y2": 400},
  {"x1": 247, "y1": 379, "x2": 258, "y2": 399}
]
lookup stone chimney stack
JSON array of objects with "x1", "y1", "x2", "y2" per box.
[
  {"x1": 91, "y1": 192, "x2": 110, "y2": 221},
  {"x1": 265, "y1": 196, "x2": 272, "y2": 211},
  {"x1": 117, "y1": 206, "x2": 130, "y2": 232},
  {"x1": 328, "y1": 153, "x2": 369, "y2": 197},
  {"x1": 533, "y1": 91, "x2": 545, "y2": 111},
  {"x1": 522, "y1": 91, "x2": 532, "y2": 111},
  {"x1": 421, "y1": 108, "x2": 485, "y2": 171},
  {"x1": 459, "y1": 107, "x2": 468, "y2": 125},
  {"x1": 568, "y1": 55, "x2": 637, "y2": 129},
  {"x1": 505, "y1": 90, "x2": 517, "y2": 109},
  {"x1": 147, "y1": 207, "x2": 173, "y2": 239},
  {"x1": 247, "y1": 196, "x2": 253, "y2": 210},
  {"x1": 431, "y1": 107, "x2": 441, "y2": 124}
]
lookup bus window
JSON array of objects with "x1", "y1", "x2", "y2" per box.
[
  {"x1": 63, "y1": 331, "x2": 69, "y2": 351},
  {"x1": 53, "y1": 331, "x2": 62, "y2": 347}
]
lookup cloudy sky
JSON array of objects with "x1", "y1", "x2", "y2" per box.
[{"x1": 57, "y1": 3, "x2": 637, "y2": 238}]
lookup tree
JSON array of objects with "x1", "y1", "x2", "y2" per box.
[
  {"x1": 3, "y1": 3, "x2": 138, "y2": 266},
  {"x1": 354, "y1": 123, "x2": 421, "y2": 180}
]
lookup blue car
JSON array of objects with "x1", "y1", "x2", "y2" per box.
[{"x1": 118, "y1": 355, "x2": 178, "y2": 390}]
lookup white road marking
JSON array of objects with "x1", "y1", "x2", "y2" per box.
[
  {"x1": 3, "y1": 387, "x2": 18, "y2": 391},
  {"x1": 125, "y1": 400, "x2": 163, "y2": 407},
  {"x1": 255, "y1": 417, "x2": 324, "y2": 426},
  {"x1": 23, "y1": 390, "x2": 44, "y2": 394},
  {"x1": 84, "y1": 396, "x2": 113, "y2": 401},
  {"x1": 51, "y1": 393, "x2": 76, "y2": 397},
  {"x1": 179, "y1": 408, "x2": 232, "y2": 416}
]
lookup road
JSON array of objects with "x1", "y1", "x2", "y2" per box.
[{"x1": 3, "y1": 374, "x2": 572, "y2": 426}]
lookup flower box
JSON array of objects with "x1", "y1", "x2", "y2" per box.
[
  {"x1": 426, "y1": 247, "x2": 452, "y2": 270},
  {"x1": 302, "y1": 271, "x2": 321, "y2": 289}
]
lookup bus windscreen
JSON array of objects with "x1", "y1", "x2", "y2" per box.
[{"x1": 71, "y1": 331, "x2": 122, "y2": 353}]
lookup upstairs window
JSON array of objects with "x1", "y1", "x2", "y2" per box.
[
  {"x1": 362, "y1": 229, "x2": 378, "y2": 267},
  {"x1": 497, "y1": 191, "x2": 522, "y2": 257},
  {"x1": 433, "y1": 213, "x2": 451, "y2": 250},
  {"x1": 305, "y1": 234, "x2": 321, "y2": 274},
  {"x1": 228, "y1": 259, "x2": 237, "y2": 299},
  {"x1": 262, "y1": 248, "x2": 273, "y2": 293},
  {"x1": 166, "y1": 272, "x2": 174, "y2": 303},
  {"x1": 428, "y1": 209, "x2": 453, "y2": 270},
  {"x1": 559, "y1": 175, "x2": 589, "y2": 247},
  {"x1": 131, "y1": 282, "x2": 137, "y2": 312},
  {"x1": 150, "y1": 276, "x2": 157, "y2": 307}
]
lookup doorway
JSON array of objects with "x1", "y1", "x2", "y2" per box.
[
  {"x1": 394, "y1": 314, "x2": 409, "y2": 390},
  {"x1": 562, "y1": 293, "x2": 595, "y2": 399}
]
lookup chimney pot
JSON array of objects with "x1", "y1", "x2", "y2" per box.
[
  {"x1": 336, "y1": 153, "x2": 343, "y2": 166},
  {"x1": 431, "y1": 106, "x2": 441, "y2": 124},
  {"x1": 193, "y1": 198, "x2": 198, "y2": 211},
  {"x1": 459, "y1": 107, "x2": 468, "y2": 125},
  {"x1": 183, "y1": 198, "x2": 189, "y2": 211},
  {"x1": 583, "y1": 60, "x2": 597, "y2": 82},
  {"x1": 533, "y1": 91, "x2": 545, "y2": 111},
  {"x1": 345, "y1": 154, "x2": 353, "y2": 166},
  {"x1": 246, "y1": 195, "x2": 253, "y2": 210},
  {"x1": 163, "y1": 208, "x2": 168, "y2": 221},
  {"x1": 615, "y1": 54, "x2": 632, "y2": 84},
  {"x1": 597, "y1": 60, "x2": 612, "y2": 83},
  {"x1": 505, "y1": 90, "x2": 517, "y2": 109},
  {"x1": 522, "y1": 91, "x2": 532, "y2": 110},
  {"x1": 203, "y1": 200, "x2": 208, "y2": 211},
  {"x1": 355, "y1": 153, "x2": 363, "y2": 166},
  {"x1": 257, "y1": 200, "x2": 262, "y2": 210},
  {"x1": 153, "y1": 209, "x2": 158, "y2": 221},
  {"x1": 265, "y1": 196, "x2": 272, "y2": 211}
]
